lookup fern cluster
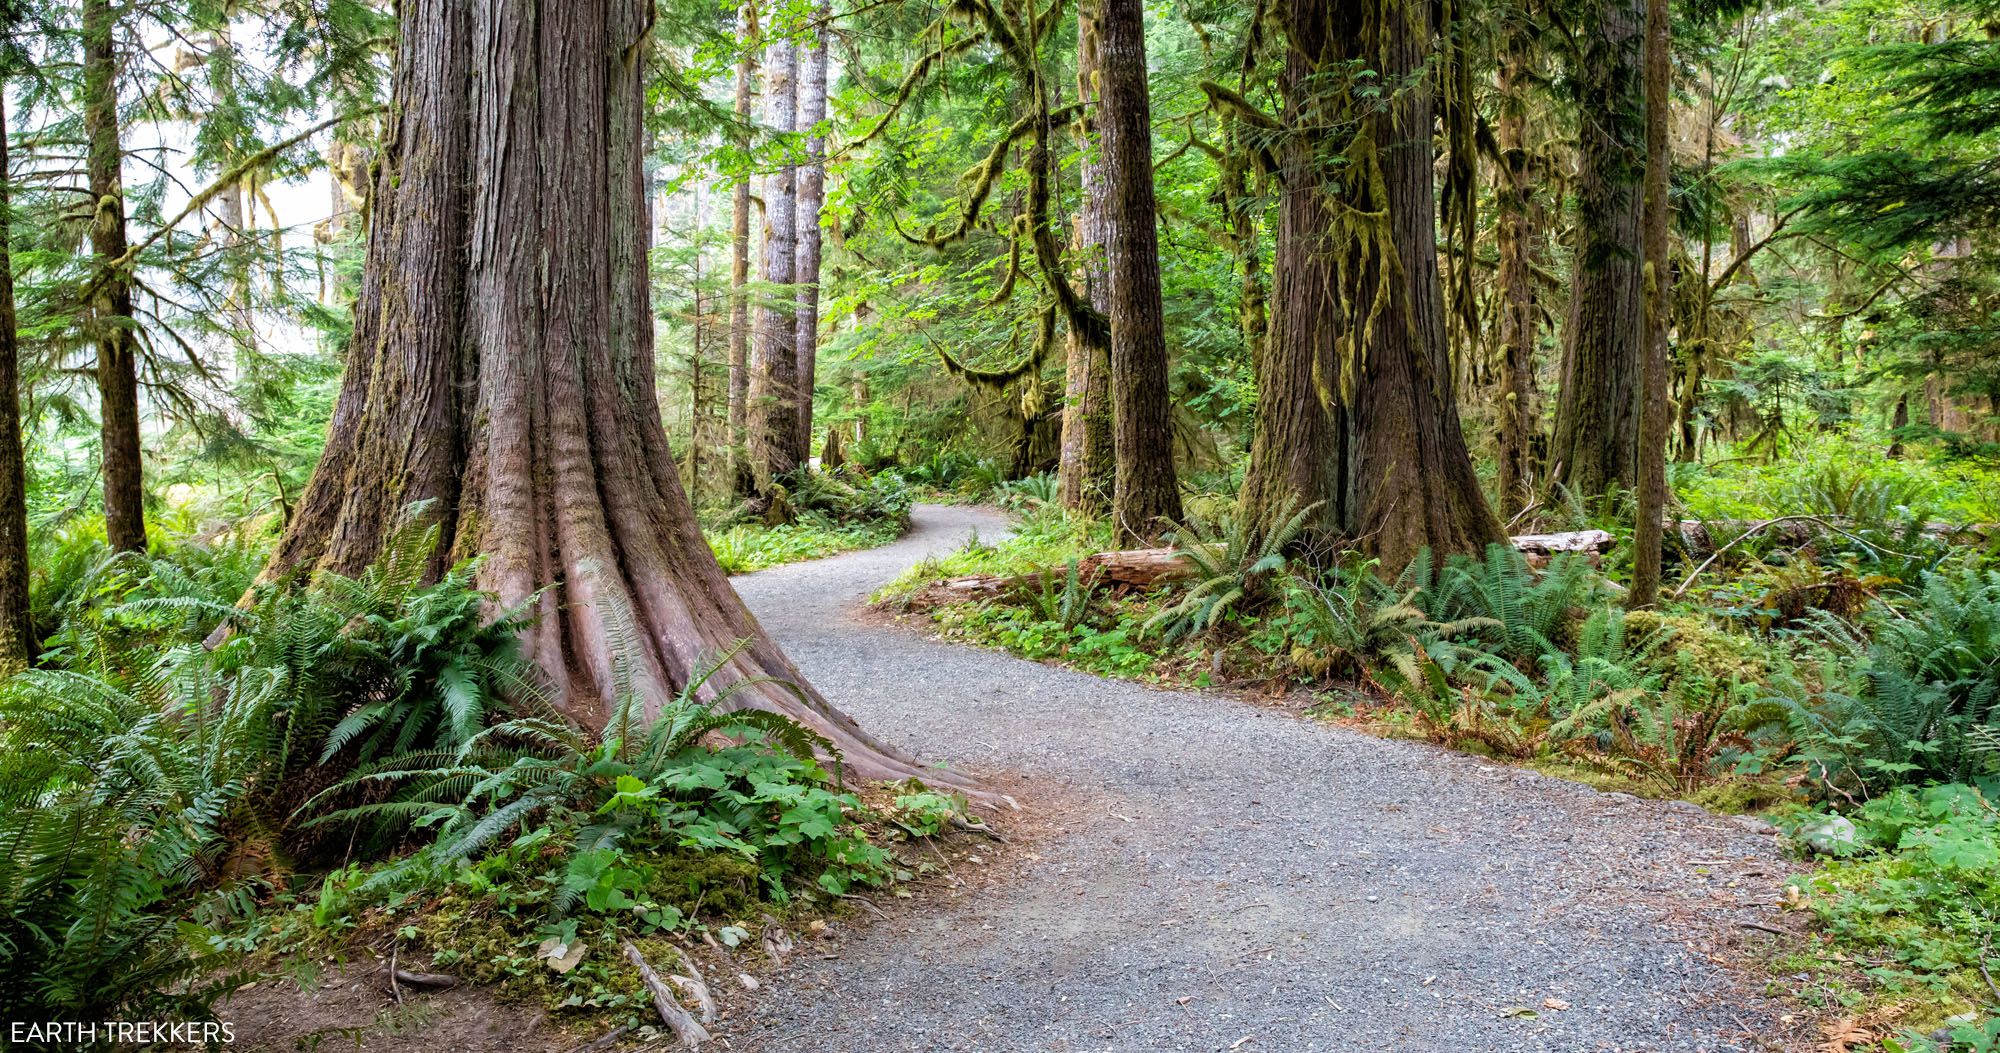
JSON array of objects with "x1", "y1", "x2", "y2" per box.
[
  {"x1": 1144, "y1": 500, "x2": 1318, "y2": 642},
  {"x1": 1772, "y1": 563, "x2": 2000, "y2": 793},
  {"x1": 0, "y1": 517, "x2": 528, "y2": 1025}
]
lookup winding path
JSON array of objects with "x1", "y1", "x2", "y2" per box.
[{"x1": 732, "y1": 505, "x2": 1799, "y2": 1052}]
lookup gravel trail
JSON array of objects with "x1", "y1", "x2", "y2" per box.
[{"x1": 731, "y1": 504, "x2": 1801, "y2": 1052}]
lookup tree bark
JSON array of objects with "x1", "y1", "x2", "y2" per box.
[
  {"x1": 1628, "y1": 0, "x2": 1672, "y2": 607},
  {"x1": 1551, "y1": 0, "x2": 1647, "y2": 501},
  {"x1": 1237, "y1": 0, "x2": 1344, "y2": 547},
  {"x1": 749, "y1": 28, "x2": 803, "y2": 491},
  {"x1": 269, "y1": 0, "x2": 969, "y2": 791},
  {"x1": 1493, "y1": 30, "x2": 1544, "y2": 519},
  {"x1": 84, "y1": 0, "x2": 147, "y2": 553},
  {"x1": 0, "y1": 93, "x2": 33, "y2": 670},
  {"x1": 1096, "y1": 0, "x2": 1183, "y2": 544},
  {"x1": 1239, "y1": 0, "x2": 1503, "y2": 569},
  {"x1": 728, "y1": 3, "x2": 758, "y2": 496},
  {"x1": 793, "y1": 5, "x2": 829, "y2": 461},
  {"x1": 1341, "y1": 0, "x2": 1506, "y2": 569},
  {"x1": 1058, "y1": 0, "x2": 1114, "y2": 516}
]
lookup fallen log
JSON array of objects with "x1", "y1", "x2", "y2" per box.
[
  {"x1": 901, "y1": 517, "x2": 1990, "y2": 609},
  {"x1": 906, "y1": 529, "x2": 1618, "y2": 607},
  {"x1": 1668, "y1": 517, "x2": 1990, "y2": 552}
]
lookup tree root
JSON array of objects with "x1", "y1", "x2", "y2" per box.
[{"x1": 623, "y1": 941, "x2": 711, "y2": 1048}]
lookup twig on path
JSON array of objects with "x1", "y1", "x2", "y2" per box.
[
  {"x1": 565, "y1": 1025, "x2": 632, "y2": 1053},
  {"x1": 1736, "y1": 920, "x2": 1792, "y2": 937},
  {"x1": 387, "y1": 942, "x2": 402, "y2": 1004},
  {"x1": 950, "y1": 814, "x2": 1007, "y2": 841},
  {"x1": 835, "y1": 893, "x2": 891, "y2": 920}
]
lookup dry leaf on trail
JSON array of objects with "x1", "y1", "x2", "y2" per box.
[
  {"x1": 1818, "y1": 1018, "x2": 1876, "y2": 1053},
  {"x1": 1543, "y1": 998, "x2": 1571, "y2": 1011}
]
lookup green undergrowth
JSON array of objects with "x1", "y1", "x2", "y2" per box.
[
  {"x1": 703, "y1": 469, "x2": 916, "y2": 573},
  {"x1": 0, "y1": 512, "x2": 973, "y2": 1046},
  {"x1": 708, "y1": 515, "x2": 905, "y2": 573},
  {"x1": 1760, "y1": 786, "x2": 2000, "y2": 1050}
]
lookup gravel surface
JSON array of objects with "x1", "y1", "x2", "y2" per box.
[{"x1": 730, "y1": 504, "x2": 1803, "y2": 1052}]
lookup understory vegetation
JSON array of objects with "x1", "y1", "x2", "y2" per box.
[{"x1": 0, "y1": 513, "x2": 968, "y2": 1042}]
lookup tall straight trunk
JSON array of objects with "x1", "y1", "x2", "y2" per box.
[
  {"x1": 1551, "y1": 0, "x2": 1647, "y2": 500},
  {"x1": 206, "y1": 26, "x2": 255, "y2": 343},
  {"x1": 1237, "y1": 2, "x2": 1343, "y2": 545},
  {"x1": 0, "y1": 94, "x2": 33, "y2": 669},
  {"x1": 1240, "y1": 0, "x2": 1503, "y2": 568},
  {"x1": 792, "y1": 6, "x2": 829, "y2": 460},
  {"x1": 84, "y1": 0, "x2": 146, "y2": 553},
  {"x1": 1339, "y1": 0, "x2": 1505, "y2": 568},
  {"x1": 1493, "y1": 33, "x2": 1544, "y2": 518},
  {"x1": 1096, "y1": 0, "x2": 1182, "y2": 545},
  {"x1": 269, "y1": 0, "x2": 970, "y2": 792},
  {"x1": 728, "y1": 3, "x2": 758, "y2": 496},
  {"x1": 1058, "y1": 0, "x2": 1113, "y2": 515},
  {"x1": 749, "y1": 30, "x2": 802, "y2": 490},
  {"x1": 687, "y1": 182, "x2": 707, "y2": 503},
  {"x1": 1629, "y1": 0, "x2": 1672, "y2": 607}
]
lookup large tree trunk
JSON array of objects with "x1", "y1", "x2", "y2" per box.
[
  {"x1": 84, "y1": 0, "x2": 147, "y2": 554},
  {"x1": 270, "y1": 0, "x2": 968, "y2": 791},
  {"x1": 749, "y1": 29, "x2": 803, "y2": 491},
  {"x1": 1340, "y1": 0, "x2": 1505, "y2": 568},
  {"x1": 0, "y1": 93, "x2": 33, "y2": 670},
  {"x1": 1240, "y1": 0, "x2": 1503, "y2": 569},
  {"x1": 1493, "y1": 32, "x2": 1544, "y2": 520},
  {"x1": 1236, "y1": 1, "x2": 1344, "y2": 546},
  {"x1": 1096, "y1": 0, "x2": 1183, "y2": 544},
  {"x1": 1629, "y1": 0, "x2": 1672, "y2": 607},
  {"x1": 793, "y1": 6, "x2": 829, "y2": 462},
  {"x1": 1057, "y1": 0, "x2": 1113, "y2": 516},
  {"x1": 728, "y1": 3, "x2": 758, "y2": 496},
  {"x1": 1550, "y1": 0, "x2": 1647, "y2": 500}
]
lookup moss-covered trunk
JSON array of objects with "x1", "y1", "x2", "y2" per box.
[
  {"x1": 1239, "y1": 0, "x2": 1503, "y2": 568},
  {"x1": 1058, "y1": 0, "x2": 1114, "y2": 516},
  {"x1": 1493, "y1": 34, "x2": 1545, "y2": 520},
  {"x1": 1551, "y1": 0, "x2": 1647, "y2": 500},
  {"x1": 0, "y1": 93, "x2": 31, "y2": 670}
]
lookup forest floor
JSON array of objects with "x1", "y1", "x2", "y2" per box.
[{"x1": 728, "y1": 504, "x2": 1816, "y2": 1052}]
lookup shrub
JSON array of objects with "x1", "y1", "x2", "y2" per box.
[
  {"x1": 0, "y1": 520, "x2": 531, "y2": 1026},
  {"x1": 1412, "y1": 544, "x2": 1607, "y2": 665},
  {"x1": 1772, "y1": 564, "x2": 2000, "y2": 794},
  {"x1": 1793, "y1": 785, "x2": 2000, "y2": 1039},
  {"x1": 1144, "y1": 500, "x2": 1316, "y2": 643},
  {"x1": 312, "y1": 640, "x2": 949, "y2": 911}
]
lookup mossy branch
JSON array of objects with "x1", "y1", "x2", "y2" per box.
[{"x1": 87, "y1": 107, "x2": 384, "y2": 298}]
